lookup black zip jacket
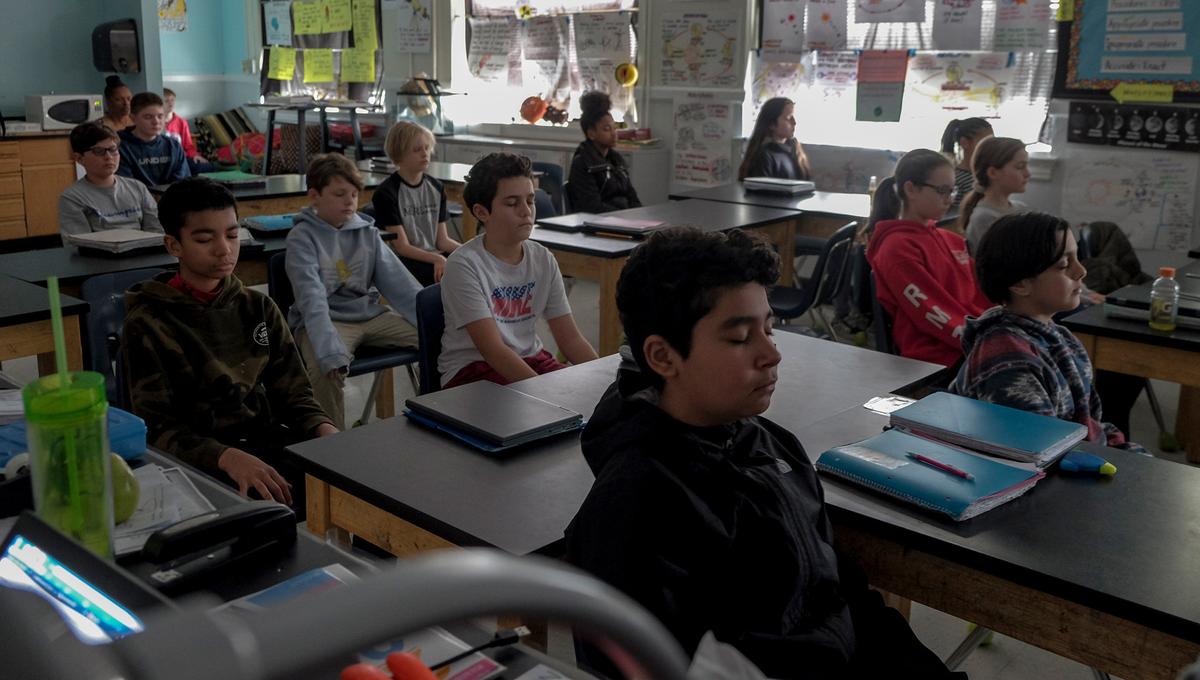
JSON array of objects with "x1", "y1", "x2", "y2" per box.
[{"x1": 566, "y1": 140, "x2": 642, "y2": 213}]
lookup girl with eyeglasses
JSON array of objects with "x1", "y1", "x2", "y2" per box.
[
  {"x1": 865, "y1": 149, "x2": 991, "y2": 368},
  {"x1": 956, "y1": 136, "x2": 1030, "y2": 252},
  {"x1": 58, "y1": 121, "x2": 163, "y2": 246}
]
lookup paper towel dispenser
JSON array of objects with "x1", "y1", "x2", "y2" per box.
[{"x1": 92, "y1": 19, "x2": 140, "y2": 74}]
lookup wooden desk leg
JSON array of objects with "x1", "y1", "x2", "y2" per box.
[
  {"x1": 375, "y1": 367, "x2": 395, "y2": 420},
  {"x1": 1179, "y1": 386, "x2": 1200, "y2": 463},
  {"x1": 598, "y1": 258, "x2": 625, "y2": 356},
  {"x1": 34, "y1": 316, "x2": 83, "y2": 375},
  {"x1": 306, "y1": 474, "x2": 334, "y2": 537},
  {"x1": 461, "y1": 210, "x2": 478, "y2": 241}
]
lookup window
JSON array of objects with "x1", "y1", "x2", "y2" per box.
[
  {"x1": 443, "y1": 0, "x2": 639, "y2": 127},
  {"x1": 748, "y1": 1, "x2": 1059, "y2": 152}
]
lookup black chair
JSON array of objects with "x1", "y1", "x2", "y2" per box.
[
  {"x1": 415, "y1": 284, "x2": 444, "y2": 394},
  {"x1": 869, "y1": 271, "x2": 898, "y2": 355},
  {"x1": 266, "y1": 252, "x2": 419, "y2": 425},
  {"x1": 768, "y1": 222, "x2": 858, "y2": 334},
  {"x1": 534, "y1": 188, "x2": 558, "y2": 219},
  {"x1": 531, "y1": 161, "x2": 566, "y2": 215},
  {"x1": 80, "y1": 268, "x2": 168, "y2": 408}
]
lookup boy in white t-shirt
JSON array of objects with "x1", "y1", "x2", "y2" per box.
[{"x1": 439, "y1": 153, "x2": 598, "y2": 388}]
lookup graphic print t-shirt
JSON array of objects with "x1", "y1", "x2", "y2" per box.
[
  {"x1": 371, "y1": 172, "x2": 448, "y2": 252},
  {"x1": 438, "y1": 236, "x2": 571, "y2": 383}
]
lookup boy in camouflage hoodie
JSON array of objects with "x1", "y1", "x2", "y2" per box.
[{"x1": 123, "y1": 178, "x2": 338, "y2": 509}]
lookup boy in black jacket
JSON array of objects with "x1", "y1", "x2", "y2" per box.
[{"x1": 565, "y1": 228, "x2": 962, "y2": 679}]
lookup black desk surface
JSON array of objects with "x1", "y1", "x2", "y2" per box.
[
  {"x1": 795, "y1": 405, "x2": 1200, "y2": 644},
  {"x1": 670, "y1": 184, "x2": 872, "y2": 218},
  {"x1": 151, "y1": 171, "x2": 392, "y2": 199},
  {"x1": 0, "y1": 274, "x2": 89, "y2": 325},
  {"x1": 0, "y1": 247, "x2": 179, "y2": 287},
  {"x1": 357, "y1": 159, "x2": 473, "y2": 185},
  {"x1": 532, "y1": 199, "x2": 801, "y2": 257},
  {"x1": 1061, "y1": 301, "x2": 1200, "y2": 352},
  {"x1": 286, "y1": 333, "x2": 942, "y2": 556}
]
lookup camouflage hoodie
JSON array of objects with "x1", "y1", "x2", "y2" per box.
[{"x1": 122, "y1": 272, "x2": 333, "y2": 473}]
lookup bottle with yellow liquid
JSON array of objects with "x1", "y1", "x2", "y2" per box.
[{"x1": 1149, "y1": 266, "x2": 1179, "y2": 332}]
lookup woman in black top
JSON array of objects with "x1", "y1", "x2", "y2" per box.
[
  {"x1": 738, "y1": 97, "x2": 812, "y2": 181},
  {"x1": 566, "y1": 91, "x2": 641, "y2": 213}
]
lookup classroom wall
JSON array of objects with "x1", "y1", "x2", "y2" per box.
[
  {"x1": 160, "y1": 0, "x2": 256, "y2": 119},
  {"x1": 0, "y1": 3, "x2": 109, "y2": 114}
]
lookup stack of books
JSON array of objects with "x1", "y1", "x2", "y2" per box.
[
  {"x1": 743, "y1": 177, "x2": 816, "y2": 195},
  {"x1": 816, "y1": 392, "x2": 1087, "y2": 520}
]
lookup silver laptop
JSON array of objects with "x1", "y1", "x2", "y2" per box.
[{"x1": 405, "y1": 381, "x2": 582, "y2": 449}]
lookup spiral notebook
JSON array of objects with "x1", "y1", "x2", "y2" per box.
[{"x1": 816, "y1": 429, "x2": 1044, "y2": 521}]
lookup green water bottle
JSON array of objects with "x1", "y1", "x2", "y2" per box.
[{"x1": 23, "y1": 371, "x2": 113, "y2": 559}]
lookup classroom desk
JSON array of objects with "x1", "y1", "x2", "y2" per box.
[
  {"x1": 1062, "y1": 299, "x2": 1200, "y2": 463},
  {"x1": 796, "y1": 405, "x2": 1200, "y2": 680},
  {"x1": 668, "y1": 185, "x2": 872, "y2": 239},
  {"x1": 151, "y1": 172, "x2": 392, "y2": 218},
  {"x1": 288, "y1": 332, "x2": 943, "y2": 558},
  {"x1": 0, "y1": 273, "x2": 87, "y2": 375},
  {"x1": 532, "y1": 200, "x2": 802, "y2": 355}
]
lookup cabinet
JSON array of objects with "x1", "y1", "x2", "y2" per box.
[{"x1": 0, "y1": 135, "x2": 75, "y2": 240}]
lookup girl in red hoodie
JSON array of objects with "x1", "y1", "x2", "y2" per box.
[{"x1": 866, "y1": 149, "x2": 992, "y2": 367}]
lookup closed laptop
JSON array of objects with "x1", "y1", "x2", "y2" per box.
[{"x1": 405, "y1": 381, "x2": 582, "y2": 449}]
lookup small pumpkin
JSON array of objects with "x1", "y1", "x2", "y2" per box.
[{"x1": 520, "y1": 96, "x2": 548, "y2": 123}]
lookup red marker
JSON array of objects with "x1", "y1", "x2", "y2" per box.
[{"x1": 907, "y1": 451, "x2": 974, "y2": 481}]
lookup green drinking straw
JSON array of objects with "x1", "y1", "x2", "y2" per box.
[{"x1": 46, "y1": 277, "x2": 84, "y2": 536}]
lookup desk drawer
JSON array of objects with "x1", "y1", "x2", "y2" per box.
[
  {"x1": 18, "y1": 137, "x2": 72, "y2": 166},
  {"x1": 0, "y1": 198, "x2": 24, "y2": 220},
  {"x1": 0, "y1": 174, "x2": 21, "y2": 197},
  {"x1": 0, "y1": 159, "x2": 19, "y2": 174},
  {"x1": 0, "y1": 218, "x2": 25, "y2": 240},
  {"x1": 0, "y1": 142, "x2": 18, "y2": 158}
]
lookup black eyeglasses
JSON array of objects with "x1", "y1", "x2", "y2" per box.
[
  {"x1": 916, "y1": 182, "x2": 955, "y2": 197},
  {"x1": 88, "y1": 146, "x2": 120, "y2": 157}
]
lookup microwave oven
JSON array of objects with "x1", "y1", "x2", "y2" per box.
[{"x1": 25, "y1": 94, "x2": 104, "y2": 131}]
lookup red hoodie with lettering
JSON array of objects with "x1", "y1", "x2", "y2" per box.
[{"x1": 866, "y1": 218, "x2": 992, "y2": 367}]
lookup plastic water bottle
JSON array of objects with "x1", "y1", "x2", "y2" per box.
[
  {"x1": 868, "y1": 175, "x2": 878, "y2": 203},
  {"x1": 1149, "y1": 266, "x2": 1180, "y2": 332}
]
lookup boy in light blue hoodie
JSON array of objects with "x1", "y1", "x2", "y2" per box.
[{"x1": 286, "y1": 153, "x2": 422, "y2": 429}]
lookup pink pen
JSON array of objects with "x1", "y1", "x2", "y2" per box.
[{"x1": 907, "y1": 451, "x2": 975, "y2": 481}]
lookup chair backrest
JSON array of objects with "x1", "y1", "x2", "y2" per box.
[
  {"x1": 809, "y1": 221, "x2": 859, "y2": 308},
  {"x1": 534, "y1": 188, "x2": 558, "y2": 219},
  {"x1": 869, "y1": 271, "x2": 898, "y2": 355},
  {"x1": 267, "y1": 251, "x2": 295, "y2": 318},
  {"x1": 531, "y1": 161, "x2": 565, "y2": 214},
  {"x1": 359, "y1": 203, "x2": 377, "y2": 220},
  {"x1": 80, "y1": 268, "x2": 168, "y2": 406},
  {"x1": 415, "y1": 283, "x2": 444, "y2": 394}
]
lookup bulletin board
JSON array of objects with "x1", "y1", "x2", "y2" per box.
[
  {"x1": 1054, "y1": 0, "x2": 1200, "y2": 102},
  {"x1": 257, "y1": 0, "x2": 384, "y2": 101}
]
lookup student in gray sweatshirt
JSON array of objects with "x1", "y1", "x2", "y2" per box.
[
  {"x1": 285, "y1": 153, "x2": 423, "y2": 429},
  {"x1": 59, "y1": 122, "x2": 162, "y2": 246}
]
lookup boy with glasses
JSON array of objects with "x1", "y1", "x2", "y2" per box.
[{"x1": 58, "y1": 121, "x2": 163, "y2": 246}]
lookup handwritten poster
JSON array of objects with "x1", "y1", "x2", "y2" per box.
[
  {"x1": 393, "y1": 0, "x2": 432, "y2": 53},
  {"x1": 993, "y1": 0, "x2": 1052, "y2": 50},
  {"x1": 264, "y1": 1, "x2": 293, "y2": 46},
  {"x1": 268, "y1": 46, "x2": 297, "y2": 81},
  {"x1": 352, "y1": 0, "x2": 377, "y2": 50},
  {"x1": 807, "y1": 0, "x2": 848, "y2": 50},
  {"x1": 574, "y1": 12, "x2": 631, "y2": 97},
  {"x1": 524, "y1": 16, "x2": 570, "y2": 100},
  {"x1": 673, "y1": 93, "x2": 734, "y2": 188},
  {"x1": 468, "y1": 16, "x2": 519, "y2": 83},
  {"x1": 324, "y1": 0, "x2": 352, "y2": 32},
  {"x1": 340, "y1": 48, "x2": 375, "y2": 82},
  {"x1": 303, "y1": 48, "x2": 334, "y2": 82},
  {"x1": 761, "y1": 0, "x2": 807, "y2": 63},
  {"x1": 856, "y1": 50, "x2": 908, "y2": 122},
  {"x1": 932, "y1": 0, "x2": 982, "y2": 51},
  {"x1": 855, "y1": 0, "x2": 925, "y2": 24},
  {"x1": 751, "y1": 56, "x2": 813, "y2": 121},
  {"x1": 906, "y1": 52, "x2": 1012, "y2": 117},
  {"x1": 659, "y1": 9, "x2": 742, "y2": 89},
  {"x1": 293, "y1": 1, "x2": 323, "y2": 35},
  {"x1": 1061, "y1": 149, "x2": 1199, "y2": 252},
  {"x1": 816, "y1": 51, "x2": 859, "y2": 99}
]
